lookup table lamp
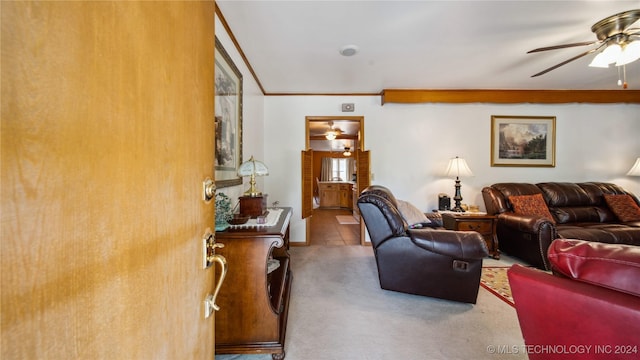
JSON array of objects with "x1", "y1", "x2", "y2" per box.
[
  {"x1": 445, "y1": 156, "x2": 474, "y2": 212},
  {"x1": 238, "y1": 155, "x2": 269, "y2": 196}
]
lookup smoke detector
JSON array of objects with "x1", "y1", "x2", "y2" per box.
[{"x1": 339, "y1": 45, "x2": 359, "y2": 57}]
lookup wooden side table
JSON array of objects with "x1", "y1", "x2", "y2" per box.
[{"x1": 441, "y1": 212, "x2": 500, "y2": 259}]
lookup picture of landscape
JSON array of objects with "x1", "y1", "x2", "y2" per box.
[
  {"x1": 498, "y1": 123, "x2": 548, "y2": 159},
  {"x1": 490, "y1": 116, "x2": 555, "y2": 167}
]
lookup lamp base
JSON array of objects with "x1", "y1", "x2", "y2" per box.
[
  {"x1": 452, "y1": 177, "x2": 465, "y2": 212},
  {"x1": 243, "y1": 174, "x2": 263, "y2": 197}
]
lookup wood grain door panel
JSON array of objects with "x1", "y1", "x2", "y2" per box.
[{"x1": 1, "y1": 2, "x2": 216, "y2": 358}]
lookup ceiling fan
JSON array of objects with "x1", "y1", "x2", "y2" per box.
[
  {"x1": 325, "y1": 121, "x2": 342, "y2": 140},
  {"x1": 528, "y1": 9, "x2": 640, "y2": 82}
]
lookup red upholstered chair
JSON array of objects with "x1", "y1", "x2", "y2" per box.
[{"x1": 507, "y1": 239, "x2": 640, "y2": 360}]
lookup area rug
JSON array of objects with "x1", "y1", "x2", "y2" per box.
[
  {"x1": 480, "y1": 266, "x2": 514, "y2": 307},
  {"x1": 336, "y1": 215, "x2": 359, "y2": 224}
]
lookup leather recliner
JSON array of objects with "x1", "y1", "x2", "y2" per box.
[
  {"x1": 508, "y1": 239, "x2": 640, "y2": 360},
  {"x1": 357, "y1": 185, "x2": 489, "y2": 303}
]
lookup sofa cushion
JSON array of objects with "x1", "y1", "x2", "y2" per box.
[
  {"x1": 548, "y1": 239, "x2": 640, "y2": 297},
  {"x1": 509, "y1": 193, "x2": 556, "y2": 224},
  {"x1": 604, "y1": 194, "x2": 640, "y2": 222},
  {"x1": 538, "y1": 182, "x2": 594, "y2": 207},
  {"x1": 550, "y1": 206, "x2": 602, "y2": 224},
  {"x1": 397, "y1": 199, "x2": 431, "y2": 228}
]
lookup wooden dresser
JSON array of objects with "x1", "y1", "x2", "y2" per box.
[{"x1": 214, "y1": 207, "x2": 292, "y2": 360}]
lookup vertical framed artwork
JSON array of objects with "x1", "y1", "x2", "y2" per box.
[
  {"x1": 214, "y1": 36, "x2": 243, "y2": 188},
  {"x1": 491, "y1": 115, "x2": 556, "y2": 167}
]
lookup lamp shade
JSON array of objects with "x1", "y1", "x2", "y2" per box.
[
  {"x1": 238, "y1": 156, "x2": 269, "y2": 177},
  {"x1": 445, "y1": 156, "x2": 474, "y2": 178},
  {"x1": 627, "y1": 157, "x2": 640, "y2": 176}
]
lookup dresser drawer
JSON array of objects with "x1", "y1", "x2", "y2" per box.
[{"x1": 456, "y1": 220, "x2": 492, "y2": 234}]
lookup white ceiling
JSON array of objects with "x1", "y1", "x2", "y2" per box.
[{"x1": 216, "y1": 0, "x2": 640, "y2": 93}]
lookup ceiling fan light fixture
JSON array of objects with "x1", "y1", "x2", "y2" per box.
[
  {"x1": 589, "y1": 43, "x2": 623, "y2": 68},
  {"x1": 325, "y1": 121, "x2": 340, "y2": 140},
  {"x1": 616, "y1": 41, "x2": 640, "y2": 66},
  {"x1": 588, "y1": 53, "x2": 610, "y2": 68}
]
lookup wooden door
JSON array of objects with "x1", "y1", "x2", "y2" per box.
[
  {"x1": 301, "y1": 149, "x2": 314, "y2": 219},
  {"x1": 356, "y1": 150, "x2": 371, "y2": 195},
  {"x1": 1, "y1": 2, "x2": 217, "y2": 358},
  {"x1": 356, "y1": 150, "x2": 371, "y2": 245}
]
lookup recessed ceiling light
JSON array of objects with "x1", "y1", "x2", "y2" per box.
[{"x1": 339, "y1": 45, "x2": 359, "y2": 57}]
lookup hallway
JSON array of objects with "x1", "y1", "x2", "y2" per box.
[{"x1": 309, "y1": 208, "x2": 361, "y2": 246}]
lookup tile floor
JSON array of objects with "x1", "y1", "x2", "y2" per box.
[{"x1": 309, "y1": 208, "x2": 360, "y2": 246}]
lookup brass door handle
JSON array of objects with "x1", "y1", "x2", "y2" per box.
[
  {"x1": 209, "y1": 254, "x2": 227, "y2": 311},
  {"x1": 202, "y1": 229, "x2": 228, "y2": 312}
]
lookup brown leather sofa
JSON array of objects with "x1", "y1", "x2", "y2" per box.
[
  {"x1": 482, "y1": 182, "x2": 640, "y2": 270},
  {"x1": 357, "y1": 185, "x2": 488, "y2": 303},
  {"x1": 508, "y1": 239, "x2": 640, "y2": 360}
]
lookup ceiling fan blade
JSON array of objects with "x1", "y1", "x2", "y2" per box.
[
  {"x1": 527, "y1": 41, "x2": 597, "y2": 53},
  {"x1": 531, "y1": 47, "x2": 602, "y2": 77}
]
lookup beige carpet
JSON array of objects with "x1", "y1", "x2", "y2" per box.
[
  {"x1": 335, "y1": 215, "x2": 359, "y2": 224},
  {"x1": 217, "y1": 246, "x2": 527, "y2": 360}
]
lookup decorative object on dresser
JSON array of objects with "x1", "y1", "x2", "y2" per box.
[
  {"x1": 238, "y1": 155, "x2": 269, "y2": 196},
  {"x1": 215, "y1": 207, "x2": 293, "y2": 360},
  {"x1": 238, "y1": 194, "x2": 268, "y2": 218},
  {"x1": 237, "y1": 156, "x2": 269, "y2": 218},
  {"x1": 442, "y1": 212, "x2": 500, "y2": 259},
  {"x1": 445, "y1": 156, "x2": 474, "y2": 212},
  {"x1": 215, "y1": 192, "x2": 233, "y2": 232}
]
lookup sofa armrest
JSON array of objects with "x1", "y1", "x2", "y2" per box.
[
  {"x1": 508, "y1": 264, "x2": 640, "y2": 360},
  {"x1": 498, "y1": 212, "x2": 555, "y2": 233},
  {"x1": 548, "y1": 239, "x2": 640, "y2": 297},
  {"x1": 408, "y1": 229, "x2": 488, "y2": 259}
]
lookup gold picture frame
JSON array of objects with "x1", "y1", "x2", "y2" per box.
[
  {"x1": 215, "y1": 37, "x2": 243, "y2": 188},
  {"x1": 491, "y1": 115, "x2": 556, "y2": 167}
]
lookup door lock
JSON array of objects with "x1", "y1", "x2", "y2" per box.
[{"x1": 202, "y1": 178, "x2": 216, "y2": 202}]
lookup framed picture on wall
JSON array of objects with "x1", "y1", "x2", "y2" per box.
[
  {"x1": 491, "y1": 115, "x2": 556, "y2": 167},
  {"x1": 214, "y1": 36, "x2": 243, "y2": 188}
]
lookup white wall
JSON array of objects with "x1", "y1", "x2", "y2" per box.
[{"x1": 264, "y1": 96, "x2": 640, "y2": 243}]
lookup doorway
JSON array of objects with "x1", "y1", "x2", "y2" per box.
[{"x1": 301, "y1": 116, "x2": 370, "y2": 246}]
